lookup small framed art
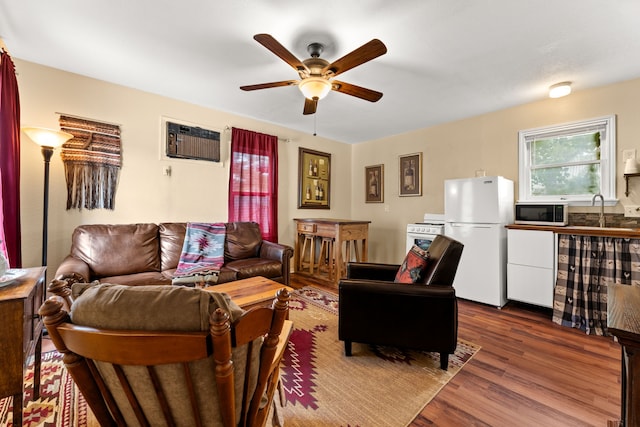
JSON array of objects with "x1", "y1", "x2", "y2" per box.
[
  {"x1": 399, "y1": 152, "x2": 422, "y2": 196},
  {"x1": 298, "y1": 147, "x2": 331, "y2": 209},
  {"x1": 365, "y1": 164, "x2": 384, "y2": 203}
]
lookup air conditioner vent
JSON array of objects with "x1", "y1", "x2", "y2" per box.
[{"x1": 166, "y1": 121, "x2": 220, "y2": 162}]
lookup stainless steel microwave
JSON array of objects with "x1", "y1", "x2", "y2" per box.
[{"x1": 514, "y1": 203, "x2": 568, "y2": 226}]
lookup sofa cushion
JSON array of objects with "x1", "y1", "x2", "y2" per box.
[
  {"x1": 158, "y1": 222, "x2": 187, "y2": 271},
  {"x1": 225, "y1": 258, "x2": 282, "y2": 280},
  {"x1": 225, "y1": 222, "x2": 262, "y2": 261},
  {"x1": 71, "y1": 224, "x2": 160, "y2": 277},
  {"x1": 394, "y1": 244, "x2": 430, "y2": 284}
]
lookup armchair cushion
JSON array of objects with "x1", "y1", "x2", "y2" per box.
[
  {"x1": 394, "y1": 244, "x2": 430, "y2": 284},
  {"x1": 70, "y1": 282, "x2": 244, "y2": 330}
]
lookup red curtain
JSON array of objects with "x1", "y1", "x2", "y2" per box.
[
  {"x1": 228, "y1": 127, "x2": 278, "y2": 242},
  {"x1": 0, "y1": 51, "x2": 21, "y2": 267}
]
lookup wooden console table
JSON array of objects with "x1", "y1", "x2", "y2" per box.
[
  {"x1": 0, "y1": 267, "x2": 46, "y2": 426},
  {"x1": 294, "y1": 218, "x2": 370, "y2": 286},
  {"x1": 608, "y1": 283, "x2": 640, "y2": 427}
]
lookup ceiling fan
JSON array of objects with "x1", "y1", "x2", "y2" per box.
[{"x1": 240, "y1": 34, "x2": 387, "y2": 115}]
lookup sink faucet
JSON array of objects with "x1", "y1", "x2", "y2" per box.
[{"x1": 592, "y1": 193, "x2": 605, "y2": 228}]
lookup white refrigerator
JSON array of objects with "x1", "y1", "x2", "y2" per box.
[{"x1": 444, "y1": 176, "x2": 514, "y2": 307}]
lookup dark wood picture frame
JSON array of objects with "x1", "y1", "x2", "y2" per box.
[
  {"x1": 365, "y1": 164, "x2": 384, "y2": 203},
  {"x1": 399, "y1": 152, "x2": 422, "y2": 196},
  {"x1": 298, "y1": 147, "x2": 331, "y2": 209}
]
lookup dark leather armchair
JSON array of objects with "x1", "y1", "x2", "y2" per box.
[{"x1": 338, "y1": 234, "x2": 464, "y2": 370}]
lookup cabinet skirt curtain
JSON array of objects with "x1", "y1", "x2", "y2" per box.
[{"x1": 552, "y1": 234, "x2": 640, "y2": 336}]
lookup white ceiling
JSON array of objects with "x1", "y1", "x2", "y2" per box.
[{"x1": 1, "y1": 0, "x2": 640, "y2": 144}]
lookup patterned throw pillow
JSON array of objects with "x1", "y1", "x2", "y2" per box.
[{"x1": 394, "y1": 244, "x2": 430, "y2": 284}]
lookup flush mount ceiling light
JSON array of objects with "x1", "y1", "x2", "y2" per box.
[{"x1": 549, "y1": 81, "x2": 572, "y2": 98}]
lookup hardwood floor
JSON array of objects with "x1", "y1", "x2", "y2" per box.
[{"x1": 290, "y1": 273, "x2": 622, "y2": 427}]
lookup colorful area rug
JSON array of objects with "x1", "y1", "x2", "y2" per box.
[
  {"x1": 279, "y1": 286, "x2": 480, "y2": 426},
  {"x1": 0, "y1": 286, "x2": 479, "y2": 427},
  {"x1": 0, "y1": 351, "x2": 97, "y2": 427}
]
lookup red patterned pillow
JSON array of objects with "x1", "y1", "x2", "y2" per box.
[{"x1": 394, "y1": 244, "x2": 430, "y2": 284}]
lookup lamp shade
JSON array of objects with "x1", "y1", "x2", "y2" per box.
[
  {"x1": 22, "y1": 126, "x2": 73, "y2": 148},
  {"x1": 299, "y1": 77, "x2": 332, "y2": 100},
  {"x1": 549, "y1": 82, "x2": 572, "y2": 98}
]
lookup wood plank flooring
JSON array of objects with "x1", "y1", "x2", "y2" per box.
[{"x1": 291, "y1": 273, "x2": 622, "y2": 427}]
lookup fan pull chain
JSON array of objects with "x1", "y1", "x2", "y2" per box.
[{"x1": 313, "y1": 113, "x2": 317, "y2": 136}]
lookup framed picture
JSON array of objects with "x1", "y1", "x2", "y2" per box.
[
  {"x1": 399, "y1": 152, "x2": 422, "y2": 196},
  {"x1": 298, "y1": 147, "x2": 331, "y2": 209},
  {"x1": 365, "y1": 164, "x2": 384, "y2": 203}
]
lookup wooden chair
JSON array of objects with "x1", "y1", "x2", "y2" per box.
[{"x1": 39, "y1": 282, "x2": 291, "y2": 427}]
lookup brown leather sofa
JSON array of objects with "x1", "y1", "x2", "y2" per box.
[
  {"x1": 338, "y1": 234, "x2": 464, "y2": 370},
  {"x1": 54, "y1": 222, "x2": 293, "y2": 286}
]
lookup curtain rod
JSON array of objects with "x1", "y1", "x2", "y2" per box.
[
  {"x1": 55, "y1": 112, "x2": 122, "y2": 127},
  {"x1": 224, "y1": 125, "x2": 291, "y2": 143}
]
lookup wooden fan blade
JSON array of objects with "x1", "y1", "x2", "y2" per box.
[
  {"x1": 332, "y1": 80, "x2": 383, "y2": 102},
  {"x1": 322, "y1": 39, "x2": 387, "y2": 77},
  {"x1": 240, "y1": 80, "x2": 298, "y2": 91},
  {"x1": 303, "y1": 98, "x2": 318, "y2": 115},
  {"x1": 254, "y1": 34, "x2": 309, "y2": 74}
]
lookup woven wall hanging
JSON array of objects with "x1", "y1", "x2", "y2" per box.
[{"x1": 59, "y1": 115, "x2": 121, "y2": 210}]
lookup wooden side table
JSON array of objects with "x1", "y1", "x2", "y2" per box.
[
  {"x1": 608, "y1": 283, "x2": 640, "y2": 427},
  {"x1": 293, "y1": 218, "x2": 371, "y2": 287},
  {"x1": 0, "y1": 267, "x2": 46, "y2": 426}
]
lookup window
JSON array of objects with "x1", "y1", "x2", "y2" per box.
[
  {"x1": 227, "y1": 127, "x2": 278, "y2": 243},
  {"x1": 518, "y1": 115, "x2": 616, "y2": 205}
]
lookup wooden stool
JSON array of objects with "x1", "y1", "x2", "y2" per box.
[
  {"x1": 318, "y1": 237, "x2": 335, "y2": 281},
  {"x1": 339, "y1": 240, "x2": 363, "y2": 279},
  {"x1": 299, "y1": 234, "x2": 316, "y2": 274}
]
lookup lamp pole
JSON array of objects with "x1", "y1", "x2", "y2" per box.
[
  {"x1": 40, "y1": 146, "x2": 54, "y2": 266},
  {"x1": 21, "y1": 126, "x2": 73, "y2": 268}
]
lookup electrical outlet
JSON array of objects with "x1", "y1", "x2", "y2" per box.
[
  {"x1": 623, "y1": 149, "x2": 637, "y2": 162},
  {"x1": 624, "y1": 205, "x2": 640, "y2": 217}
]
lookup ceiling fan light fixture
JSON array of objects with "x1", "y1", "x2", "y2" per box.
[
  {"x1": 549, "y1": 81, "x2": 572, "y2": 98},
  {"x1": 299, "y1": 77, "x2": 332, "y2": 100}
]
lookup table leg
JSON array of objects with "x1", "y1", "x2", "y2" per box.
[
  {"x1": 362, "y1": 238, "x2": 368, "y2": 262},
  {"x1": 33, "y1": 331, "x2": 42, "y2": 400},
  {"x1": 334, "y1": 237, "x2": 343, "y2": 286},
  {"x1": 12, "y1": 393, "x2": 22, "y2": 427}
]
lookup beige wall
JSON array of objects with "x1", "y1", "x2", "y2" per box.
[
  {"x1": 15, "y1": 58, "x2": 640, "y2": 276},
  {"x1": 352, "y1": 78, "x2": 640, "y2": 263},
  {"x1": 16, "y1": 59, "x2": 352, "y2": 279}
]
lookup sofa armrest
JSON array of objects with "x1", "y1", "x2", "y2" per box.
[
  {"x1": 55, "y1": 255, "x2": 91, "y2": 284},
  {"x1": 260, "y1": 241, "x2": 294, "y2": 262},
  {"x1": 346, "y1": 262, "x2": 400, "y2": 281},
  {"x1": 260, "y1": 241, "x2": 294, "y2": 285}
]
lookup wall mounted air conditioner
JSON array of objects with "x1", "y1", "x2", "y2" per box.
[{"x1": 166, "y1": 121, "x2": 220, "y2": 162}]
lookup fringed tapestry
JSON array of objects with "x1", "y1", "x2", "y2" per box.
[{"x1": 59, "y1": 115, "x2": 121, "y2": 210}]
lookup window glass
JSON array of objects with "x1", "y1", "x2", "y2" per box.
[{"x1": 518, "y1": 115, "x2": 616, "y2": 205}]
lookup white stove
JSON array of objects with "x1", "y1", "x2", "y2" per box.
[{"x1": 406, "y1": 214, "x2": 445, "y2": 252}]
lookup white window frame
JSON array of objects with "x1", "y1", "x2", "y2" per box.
[{"x1": 518, "y1": 115, "x2": 617, "y2": 206}]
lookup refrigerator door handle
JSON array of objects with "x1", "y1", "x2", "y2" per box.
[{"x1": 449, "y1": 223, "x2": 493, "y2": 229}]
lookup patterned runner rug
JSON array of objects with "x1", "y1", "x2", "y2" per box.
[{"x1": 0, "y1": 286, "x2": 479, "y2": 427}]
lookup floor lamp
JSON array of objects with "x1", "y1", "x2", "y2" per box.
[{"x1": 22, "y1": 127, "x2": 73, "y2": 267}]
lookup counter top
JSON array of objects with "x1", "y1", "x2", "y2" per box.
[
  {"x1": 506, "y1": 223, "x2": 640, "y2": 238},
  {"x1": 294, "y1": 218, "x2": 371, "y2": 225}
]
